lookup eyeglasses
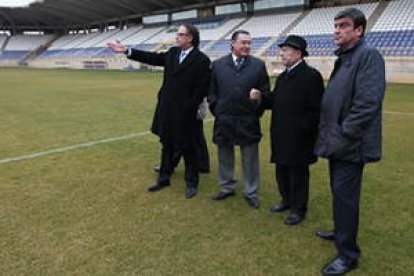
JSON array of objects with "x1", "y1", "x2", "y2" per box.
[{"x1": 176, "y1": 32, "x2": 189, "y2": 37}]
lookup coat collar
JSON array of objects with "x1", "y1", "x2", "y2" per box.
[
  {"x1": 332, "y1": 39, "x2": 366, "y2": 70},
  {"x1": 334, "y1": 38, "x2": 365, "y2": 57},
  {"x1": 282, "y1": 59, "x2": 307, "y2": 78},
  {"x1": 225, "y1": 53, "x2": 251, "y2": 71},
  {"x1": 173, "y1": 47, "x2": 199, "y2": 74}
]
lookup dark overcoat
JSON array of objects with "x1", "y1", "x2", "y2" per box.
[
  {"x1": 264, "y1": 61, "x2": 324, "y2": 166},
  {"x1": 314, "y1": 39, "x2": 386, "y2": 163},
  {"x1": 208, "y1": 54, "x2": 270, "y2": 146},
  {"x1": 128, "y1": 47, "x2": 211, "y2": 146}
]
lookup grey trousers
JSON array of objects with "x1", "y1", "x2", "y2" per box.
[{"x1": 218, "y1": 143, "x2": 260, "y2": 199}]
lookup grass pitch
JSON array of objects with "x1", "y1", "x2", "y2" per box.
[{"x1": 0, "y1": 68, "x2": 413, "y2": 275}]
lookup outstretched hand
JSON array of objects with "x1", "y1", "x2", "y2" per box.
[{"x1": 107, "y1": 40, "x2": 127, "y2": 53}]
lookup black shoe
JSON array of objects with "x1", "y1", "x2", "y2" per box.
[
  {"x1": 211, "y1": 191, "x2": 235, "y2": 200},
  {"x1": 321, "y1": 256, "x2": 358, "y2": 275},
  {"x1": 244, "y1": 196, "x2": 260, "y2": 209},
  {"x1": 199, "y1": 168, "x2": 210, "y2": 174},
  {"x1": 284, "y1": 213, "x2": 304, "y2": 225},
  {"x1": 147, "y1": 182, "x2": 170, "y2": 192},
  {"x1": 316, "y1": 230, "x2": 335, "y2": 241},
  {"x1": 185, "y1": 187, "x2": 197, "y2": 199},
  {"x1": 270, "y1": 202, "x2": 290, "y2": 212}
]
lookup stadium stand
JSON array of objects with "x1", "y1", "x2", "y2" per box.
[
  {"x1": 1, "y1": 34, "x2": 53, "y2": 60},
  {"x1": 116, "y1": 17, "x2": 248, "y2": 58},
  {"x1": 0, "y1": 0, "x2": 413, "y2": 82},
  {"x1": 196, "y1": 17, "x2": 246, "y2": 56},
  {"x1": 95, "y1": 27, "x2": 142, "y2": 48},
  {"x1": 0, "y1": 35, "x2": 8, "y2": 54},
  {"x1": 39, "y1": 25, "x2": 162, "y2": 59},
  {"x1": 121, "y1": 26, "x2": 166, "y2": 47},
  {"x1": 371, "y1": 0, "x2": 414, "y2": 31},
  {"x1": 368, "y1": 0, "x2": 414, "y2": 56},
  {"x1": 291, "y1": 3, "x2": 378, "y2": 35},
  {"x1": 266, "y1": 2, "x2": 378, "y2": 57},
  {"x1": 227, "y1": 11, "x2": 303, "y2": 55},
  {"x1": 198, "y1": 17, "x2": 245, "y2": 41},
  {"x1": 39, "y1": 32, "x2": 102, "y2": 58}
]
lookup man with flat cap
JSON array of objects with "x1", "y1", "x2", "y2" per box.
[{"x1": 252, "y1": 35, "x2": 324, "y2": 224}]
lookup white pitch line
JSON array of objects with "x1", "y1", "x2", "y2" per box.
[
  {"x1": 0, "y1": 131, "x2": 150, "y2": 165},
  {"x1": 384, "y1": 110, "x2": 414, "y2": 116},
  {"x1": 0, "y1": 113, "x2": 412, "y2": 166}
]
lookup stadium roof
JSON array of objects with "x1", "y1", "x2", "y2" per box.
[{"x1": 0, "y1": 0, "x2": 240, "y2": 30}]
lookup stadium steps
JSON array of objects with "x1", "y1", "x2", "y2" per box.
[
  {"x1": 257, "y1": 10, "x2": 310, "y2": 57},
  {"x1": 152, "y1": 41, "x2": 174, "y2": 52},
  {"x1": 86, "y1": 29, "x2": 122, "y2": 48},
  {"x1": 117, "y1": 26, "x2": 143, "y2": 43},
  {"x1": 366, "y1": 0, "x2": 390, "y2": 32},
  {"x1": 202, "y1": 16, "x2": 250, "y2": 53},
  {"x1": 139, "y1": 26, "x2": 169, "y2": 45},
  {"x1": 280, "y1": 9, "x2": 310, "y2": 37},
  {"x1": 1, "y1": 35, "x2": 11, "y2": 51},
  {"x1": 255, "y1": 36, "x2": 279, "y2": 57},
  {"x1": 20, "y1": 34, "x2": 62, "y2": 63}
]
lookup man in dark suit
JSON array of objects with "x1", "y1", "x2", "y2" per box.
[
  {"x1": 108, "y1": 24, "x2": 211, "y2": 199},
  {"x1": 254, "y1": 35, "x2": 324, "y2": 225},
  {"x1": 208, "y1": 30, "x2": 270, "y2": 208},
  {"x1": 314, "y1": 8, "x2": 386, "y2": 275}
]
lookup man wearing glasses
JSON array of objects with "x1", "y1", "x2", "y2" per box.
[{"x1": 108, "y1": 24, "x2": 211, "y2": 199}]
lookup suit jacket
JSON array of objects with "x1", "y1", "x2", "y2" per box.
[
  {"x1": 314, "y1": 39, "x2": 386, "y2": 163},
  {"x1": 208, "y1": 54, "x2": 270, "y2": 146},
  {"x1": 128, "y1": 46, "x2": 211, "y2": 146},
  {"x1": 263, "y1": 60, "x2": 324, "y2": 166}
]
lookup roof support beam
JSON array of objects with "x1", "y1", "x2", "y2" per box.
[{"x1": 0, "y1": 0, "x2": 230, "y2": 30}]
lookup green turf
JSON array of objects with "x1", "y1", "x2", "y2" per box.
[{"x1": 0, "y1": 68, "x2": 413, "y2": 275}]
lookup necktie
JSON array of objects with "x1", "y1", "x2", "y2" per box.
[
  {"x1": 179, "y1": 51, "x2": 186, "y2": 64},
  {"x1": 235, "y1": 57, "x2": 243, "y2": 69}
]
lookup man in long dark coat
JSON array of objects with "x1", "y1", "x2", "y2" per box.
[
  {"x1": 108, "y1": 24, "x2": 211, "y2": 198},
  {"x1": 208, "y1": 30, "x2": 270, "y2": 208},
  {"x1": 314, "y1": 8, "x2": 385, "y2": 275},
  {"x1": 255, "y1": 35, "x2": 324, "y2": 225}
]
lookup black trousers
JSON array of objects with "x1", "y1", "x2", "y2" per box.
[
  {"x1": 171, "y1": 120, "x2": 210, "y2": 172},
  {"x1": 158, "y1": 139, "x2": 199, "y2": 189},
  {"x1": 275, "y1": 164, "x2": 310, "y2": 216},
  {"x1": 329, "y1": 159, "x2": 364, "y2": 263}
]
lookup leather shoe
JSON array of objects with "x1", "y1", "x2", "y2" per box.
[
  {"x1": 147, "y1": 182, "x2": 170, "y2": 192},
  {"x1": 321, "y1": 256, "x2": 358, "y2": 275},
  {"x1": 185, "y1": 187, "x2": 197, "y2": 199},
  {"x1": 244, "y1": 196, "x2": 260, "y2": 209},
  {"x1": 284, "y1": 213, "x2": 304, "y2": 225},
  {"x1": 270, "y1": 202, "x2": 290, "y2": 212},
  {"x1": 211, "y1": 191, "x2": 235, "y2": 200},
  {"x1": 316, "y1": 230, "x2": 335, "y2": 241}
]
